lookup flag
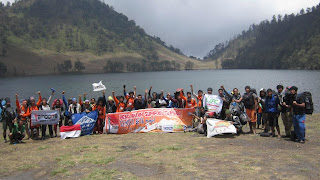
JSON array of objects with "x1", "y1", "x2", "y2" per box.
[
  {"x1": 92, "y1": 81, "x2": 106, "y2": 92},
  {"x1": 60, "y1": 124, "x2": 81, "y2": 139},
  {"x1": 72, "y1": 110, "x2": 98, "y2": 136}
]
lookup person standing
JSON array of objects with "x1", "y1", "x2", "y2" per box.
[
  {"x1": 1, "y1": 98, "x2": 16, "y2": 143},
  {"x1": 39, "y1": 90, "x2": 54, "y2": 140},
  {"x1": 290, "y1": 86, "x2": 306, "y2": 143},
  {"x1": 277, "y1": 85, "x2": 292, "y2": 138},
  {"x1": 241, "y1": 86, "x2": 258, "y2": 134},
  {"x1": 257, "y1": 89, "x2": 266, "y2": 130},
  {"x1": 265, "y1": 89, "x2": 281, "y2": 139},
  {"x1": 16, "y1": 94, "x2": 31, "y2": 139}
]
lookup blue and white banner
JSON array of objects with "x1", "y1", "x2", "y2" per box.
[{"x1": 72, "y1": 110, "x2": 98, "y2": 136}]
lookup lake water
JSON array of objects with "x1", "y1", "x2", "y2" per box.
[{"x1": 0, "y1": 70, "x2": 319, "y2": 112}]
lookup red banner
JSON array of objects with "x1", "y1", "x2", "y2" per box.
[{"x1": 106, "y1": 108, "x2": 195, "y2": 134}]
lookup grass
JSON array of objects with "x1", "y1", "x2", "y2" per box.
[{"x1": 0, "y1": 114, "x2": 319, "y2": 179}]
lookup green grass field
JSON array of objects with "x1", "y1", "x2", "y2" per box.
[{"x1": 0, "y1": 114, "x2": 319, "y2": 179}]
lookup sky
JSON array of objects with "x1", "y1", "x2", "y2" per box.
[{"x1": 1, "y1": 0, "x2": 320, "y2": 58}]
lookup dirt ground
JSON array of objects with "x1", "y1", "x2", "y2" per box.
[{"x1": 0, "y1": 114, "x2": 319, "y2": 180}]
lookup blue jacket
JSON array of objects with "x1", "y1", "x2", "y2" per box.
[{"x1": 265, "y1": 95, "x2": 279, "y2": 113}]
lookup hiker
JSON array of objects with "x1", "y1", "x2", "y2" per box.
[
  {"x1": 112, "y1": 91, "x2": 126, "y2": 112},
  {"x1": 68, "y1": 97, "x2": 82, "y2": 115},
  {"x1": 190, "y1": 85, "x2": 203, "y2": 107},
  {"x1": 94, "y1": 91, "x2": 106, "y2": 134},
  {"x1": 290, "y1": 86, "x2": 306, "y2": 143},
  {"x1": 62, "y1": 91, "x2": 73, "y2": 126},
  {"x1": 278, "y1": 85, "x2": 292, "y2": 138},
  {"x1": 81, "y1": 98, "x2": 93, "y2": 113},
  {"x1": 1, "y1": 98, "x2": 16, "y2": 143},
  {"x1": 180, "y1": 90, "x2": 197, "y2": 108},
  {"x1": 157, "y1": 90, "x2": 168, "y2": 108},
  {"x1": 24, "y1": 92, "x2": 42, "y2": 140},
  {"x1": 257, "y1": 89, "x2": 266, "y2": 129},
  {"x1": 148, "y1": 86, "x2": 159, "y2": 107},
  {"x1": 106, "y1": 96, "x2": 117, "y2": 113},
  {"x1": 189, "y1": 107, "x2": 207, "y2": 134},
  {"x1": 124, "y1": 85, "x2": 136, "y2": 111},
  {"x1": 39, "y1": 90, "x2": 54, "y2": 140},
  {"x1": 83, "y1": 93, "x2": 96, "y2": 110},
  {"x1": 241, "y1": 86, "x2": 258, "y2": 134},
  {"x1": 218, "y1": 87, "x2": 230, "y2": 120},
  {"x1": 9, "y1": 118, "x2": 25, "y2": 144},
  {"x1": 16, "y1": 94, "x2": 31, "y2": 139},
  {"x1": 162, "y1": 92, "x2": 174, "y2": 108},
  {"x1": 265, "y1": 89, "x2": 281, "y2": 139},
  {"x1": 145, "y1": 89, "x2": 156, "y2": 108},
  {"x1": 52, "y1": 98, "x2": 64, "y2": 137},
  {"x1": 134, "y1": 94, "x2": 146, "y2": 110}
]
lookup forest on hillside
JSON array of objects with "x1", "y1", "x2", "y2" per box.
[
  {"x1": 0, "y1": 0, "x2": 189, "y2": 76},
  {"x1": 205, "y1": 3, "x2": 320, "y2": 70}
]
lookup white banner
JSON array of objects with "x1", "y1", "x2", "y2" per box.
[
  {"x1": 92, "y1": 80, "x2": 106, "y2": 92},
  {"x1": 206, "y1": 118, "x2": 237, "y2": 137},
  {"x1": 31, "y1": 110, "x2": 60, "y2": 125},
  {"x1": 203, "y1": 94, "x2": 223, "y2": 113}
]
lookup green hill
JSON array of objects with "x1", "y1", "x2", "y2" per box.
[
  {"x1": 204, "y1": 3, "x2": 320, "y2": 70},
  {"x1": 0, "y1": 0, "x2": 207, "y2": 76}
]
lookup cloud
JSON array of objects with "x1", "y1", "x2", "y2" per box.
[{"x1": 2, "y1": 0, "x2": 319, "y2": 57}]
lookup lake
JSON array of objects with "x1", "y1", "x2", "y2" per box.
[{"x1": 0, "y1": 70, "x2": 319, "y2": 112}]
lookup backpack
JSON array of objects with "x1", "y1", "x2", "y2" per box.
[
  {"x1": 300, "y1": 92, "x2": 313, "y2": 115},
  {"x1": 243, "y1": 92, "x2": 255, "y2": 109},
  {"x1": 2, "y1": 106, "x2": 16, "y2": 121}
]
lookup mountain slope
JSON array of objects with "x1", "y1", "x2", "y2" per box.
[
  {"x1": 0, "y1": 0, "x2": 206, "y2": 76},
  {"x1": 204, "y1": 4, "x2": 320, "y2": 70}
]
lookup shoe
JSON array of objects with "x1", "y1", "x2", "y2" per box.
[
  {"x1": 277, "y1": 135, "x2": 281, "y2": 139},
  {"x1": 272, "y1": 133, "x2": 276, "y2": 137},
  {"x1": 42, "y1": 136, "x2": 45, "y2": 140},
  {"x1": 4, "y1": 139, "x2": 7, "y2": 143}
]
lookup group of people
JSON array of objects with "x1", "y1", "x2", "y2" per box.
[{"x1": 0, "y1": 83, "x2": 309, "y2": 144}]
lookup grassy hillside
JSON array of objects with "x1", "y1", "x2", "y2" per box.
[
  {"x1": 0, "y1": 0, "x2": 210, "y2": 76},
  {"x1": 205, "y1": 4, "x2": 320, "y2": 70}
]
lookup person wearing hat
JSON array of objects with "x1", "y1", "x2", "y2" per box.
[
  {"x1": 241, "y1": 86, "x2": 258, "y2": 134},
  {"x1": 16, "y1": 93, "x2": 31, "y2": 139},
  {"x1": 1, "y1": 97, "x2": 16, "y2": 143},
  {"x1": 68, "y1": 97, "x2": 82, "y2": 115},
  {"x1": 62, "y1": 91, "x2": 73, "y2": 126},
  {"x1": 106, "y1": 95, "x2": 117, "y2": 113},
  {"x1": 280, "y1": 86, "x2": 293, "y2": 138},
  {"x1": 290, "y1": 86, "x2": 306, "y2": 143}
]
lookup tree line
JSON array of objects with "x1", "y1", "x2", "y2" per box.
[{"x1": 205, "y1": 3, "x2": 320, "y2": 70}]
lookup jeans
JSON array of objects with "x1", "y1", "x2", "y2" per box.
[{"x1": 293, "y1": 114, "x2": 306, "y2": 141}]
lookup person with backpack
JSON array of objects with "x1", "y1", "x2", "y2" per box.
[
  {"x1": 39, "y1": 90, "x2": 54, "y2": 140},
  {"x1": 15, "y1": 94, "x2": 31, "y2": 139},
  {"x1": 241, "y1": 86, "x2": 258, "y2": 134},
  {"x1": 265, "y1": 89, "x2": 281, "y2": 139},
  {"x1": 24, "y1": 91, "x2": 42, "y2": 140},
  {"x1": 290, "y1": 86, "x2": 307, "y2": 143},
  {"x1": 1, "y1": 98, "x2": 16, "y2": 143},
  {"x1": 93, "y1": 91, "x2": 106, "y2": 134},
  {"x1": 62, "y1": 91, "x2": 73, "y2": 126}
]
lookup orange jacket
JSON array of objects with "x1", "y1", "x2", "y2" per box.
[
  {"x1": 97, "y1": 105, "x2": 106, "y2": 120},
  {"x1": 180, "y1": 91, "x2": 197, "y2": 108},
  {"x1": 114, "y1": 95, "x2": 126, "y2": 112},
  {"x1": 23, "y1": 96, "x2": 42, "y2": 117},
  {"x1": 16, "y1": 99, "x2": 28, "y2": 120},
  {"x1": 125, "y1": 95, "x2": 135, "y2": 110}
]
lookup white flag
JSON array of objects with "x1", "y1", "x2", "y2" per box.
[{"x1": 92, "y1": 81, "x2": 106, "y2": 92}]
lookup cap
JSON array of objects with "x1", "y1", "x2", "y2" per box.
[
  {"x1": 207, "y1": 87, "x2": 213, "y2": 91},
  {"x1": 245, "y1": 86, "x2": 250, "y2": 90},
  {"x1": 225, "y1": 109, "x2": 231, "y2": 115},
  {"x1": 85, "y1": 99, "x2": 90, "y2": 103},
  {"x1": 267, "y1": 89, "x2": 273, "y2": 93},
  {"x1": 108, "y1": 96, "x2": 114, "y2": 101},
  {"x1": 289, "y1": 86, "x2": 298, "y2": 91},
  {"x1": 30, "y1": 97, "x2": 35, "y2": 101},
  {"x1": 260, "y1": 88, "x2": 266, "y2": 92},
  {"x1": 72, "y1": 98, "x2": 77, "y2": 102}
]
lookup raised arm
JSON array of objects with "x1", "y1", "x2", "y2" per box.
[
  {"x1": 134, "y1": 86, "x2": 137, "y2": 98},
  {"x1": 190, "y1": 85, "x2": 199, "y2": 99},
  {"x1": 144, "y1": 89, "x2": 148, "y2": 102},
  {"x1": 36, "y1": 91, "x2": 42, "y2": 106},
  {"x1": 221, "y1": 85, "x2": 232, "y2": 100},
  {"x1": 83, "y1": 93, "x2": 87, "y2": 101},
  {"x1": 112, "y1": 91, "x2": 119, "y2": 106},
  {"x1": 102, "y1": 90, "x2": 107, "y2": 105},
  {"x1": 180, "y1": 90, "x2": 187, "y2": 101},
  {"x1": 123, "y1": 85, "x2": 127, "y2": 98},
  {"x1": 148, "y1": 86, "x2": 152, "y2": 98},
  {"x1": 15, "y1": 94, "x2": 21, "y2": 111},
  {"x1": 62, "y1": 91, "x2": 68, "y2": 107},
  {"x1": 48, "y1": 89, "x2": 54, "y2": 104},
  {"x1": 79, "y1": 95, "x2": 83, "y2": 106}
]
